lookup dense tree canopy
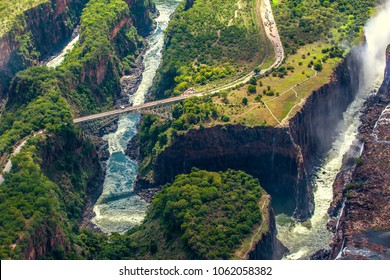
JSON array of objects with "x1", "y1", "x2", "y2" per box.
[{"x1": 80, "y1": 169, "x2": 266, "y2": 260}]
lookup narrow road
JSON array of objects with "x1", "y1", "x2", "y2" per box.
[
  {"x1": 74, "y1": 0, "x2": 284, "y2": 124},
  {"x1": 0, "y1": 130, "x2": 43, "y2": 185},
  {"x1": 260, "y1": 0, "x2": 284, "y2": 68}
]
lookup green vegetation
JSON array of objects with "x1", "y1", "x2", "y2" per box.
[
  {"x1": 272, "y1": 0, "x2": 378, "y2": 54},
  {"x1": 138, "y1": 96, "x2": 220, "y2": 178},
  {"x1": 354, "y1": 156, "x2": 363, "y2": 166},
  {"x1": 207, "y1": 41, "x2": 343, "y2": 127},
  {"x1": 135, "y1": 0, "x2": 382, "y2": 190},
  {"x1": 0, "y1": 127, "x2": 100, "y2": 259},
  {"x1": 0, "y1": 0, "x2": 49, "y2": 37},
  {"x1": 79, "y1": 169, "x2": 267, "y2": 260},
  {"x1": 152, "y1": 0, "x2": 267, "y2": 99},
  {"x1": 148, "y1": 169, "x2": 263, "y2": 259},
  {"x1": 0, "y1": 0, "x2": 152, "y2": 259},
  {"x1": 0, "y1": 0, "x2": 145, "y2": 157}
]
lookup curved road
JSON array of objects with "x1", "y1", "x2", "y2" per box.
[
  {"x1": 74, "y1": 0, "x2": 284, "y2": 124},
  {"x1": 0, "y1": 130, "x2": 43, "y2": 185}
]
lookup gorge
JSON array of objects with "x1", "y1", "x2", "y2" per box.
[
  {"x1": 0, "y1": 0, "x2": 389, "y2": 260},
  {"x1": 86, "y1": 0, "x2": 390, "y2": 259}
]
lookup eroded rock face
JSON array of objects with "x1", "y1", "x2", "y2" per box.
[
  {"x1": 152, "y1": 125, "x2": 313, "y2": 220},
  {"x1": 329, "y1": 46, "x2": 390, "y2": 260},
  {"x1": 126, "y1": 0, "x2": 156, "y2": 36},
  {"x1": 0, "y1": 0, "x2": 87, "y2": 97},
  {"x1": 288, "y1": 53, "x2": 361, "y2": 171}
]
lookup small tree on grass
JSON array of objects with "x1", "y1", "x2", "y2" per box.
[
  {"x1": 314, "y1": 61, "x2": 323, "y2": 71},
  {"x1": 249, "y1": 77, "x2": 257, "y2": 85},
  {"x1": 247, "y1": 84, "x2": 256, "y2": 94},
  {"x1": 242, "y1": 97, "x2": 248, "y2": 106},
  {"x1": 221, "y1": 115, "x2": 230, "y2": 122}
]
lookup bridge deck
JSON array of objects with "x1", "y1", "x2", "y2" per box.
[{"x1": 73, "y1": 93, "x2": 203, "y2": 123}]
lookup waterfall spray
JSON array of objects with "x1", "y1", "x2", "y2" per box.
[
  {"x1": 360, "y1": 0, "x2": 390, "y2": 88},
  {"x1": 276, "y1": 1, "x2": 390, "y2": 259}
]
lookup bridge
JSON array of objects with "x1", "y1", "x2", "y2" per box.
[{"x1": 73, "y1": 92, "x2": 204, "y2": 124}]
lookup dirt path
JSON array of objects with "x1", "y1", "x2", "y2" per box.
[
  {"x1": 212, "y1": 30, "x2": 221, "y2": 46},
  {"x1": 228, "y1": 0, "x2": 242, "y2": 26},
  {"x1": 243, "y1": 195, "x2": 270, "y2": 258}
]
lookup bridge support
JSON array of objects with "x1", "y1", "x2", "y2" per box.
[
  {"x1": 138, "y1": 103, "x2": 173, "y2": 120},
  {"x1": 78, "y1": 115, "x2": 120, "y2": 135}
]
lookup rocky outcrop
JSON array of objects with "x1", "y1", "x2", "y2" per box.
[
  {"x1": 23, "y1": 219, "x2": 71, "y2": 260},
  {"x1": 329, "y1": 46, "x2": 390, "y2": 260},
  {"x1": 0, "y1": 0, "x2": 87, "y2": 97}
]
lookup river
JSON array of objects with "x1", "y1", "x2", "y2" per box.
[
  {"x1": 275, "y1": 0, "x2": 390, "y2": 259},
  {"x1": 92, "y1": 0, "x2": 181, "y2": 233},
  {"x1": 45, "y1": 28, "x2": 80, "y2": 68}
]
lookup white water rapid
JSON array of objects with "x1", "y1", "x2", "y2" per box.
[
  {"x1": 276, "y1": 0, "x2": 390, "y2": 259},
  {"x1": 92, "y1": 0, "x2": 181, "y2": 233},
  {"x1": 46, "y1": 31, "x2": 80, "y2": 68}
]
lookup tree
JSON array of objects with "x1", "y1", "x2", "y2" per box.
[
  {"x1": 314, "y1": 61, "x2": 323, "y2": 71},
  {"x1": 249, "y1": 77, "x2": 257, "y2": 85},
  {"x1": 247, "y1": 84, "x2": 256, "y2": 94},
  {"x1": 242, "y1": 97, "x2": 248, "y2": 106},
  {"x1": 221, "y1": 115, "x2": 230, "y2": 122}
]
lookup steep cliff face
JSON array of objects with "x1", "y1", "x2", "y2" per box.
[
  {"x1": 22, "y1": 129, "x2": 104, "y2": 260},
  {"x1": 152, "y1": 125, "x2": 313, "y2": 220},
  {"x1": 127, "y1": 0, "x2": 156, "y2": 36},
  {"x1": 288, "y1": 53, "x2": 361, "y2": 171},
  {"x1": 0, "y1": 0, "x2": 87, "y2": 97},
  {"x1": 329, "y1": 46, "x2": 390, "y2": 260}
]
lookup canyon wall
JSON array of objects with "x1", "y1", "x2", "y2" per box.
[
  {"x1": 152, "y1": 124, "x2": 312, "y2": 220},
  {"x1": 0, "y1": 0, "x2": 155, "y2": 259},
  {"x1": 288, "y1": 53, "x2": 361, "y2": 171},
  {"x1": 0, "y1": 0, "x2": 87, "y2": 97},
  {"x1": 25, "y1": 129, "x2": 104, "y2": 260},
  {"x1": 127, "y1": 0, "x2": 156, "y2": 36}
]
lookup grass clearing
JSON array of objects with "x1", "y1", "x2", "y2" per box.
[{"x1": 210, "y1": 41, "x2": 342, "y2": 127}]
